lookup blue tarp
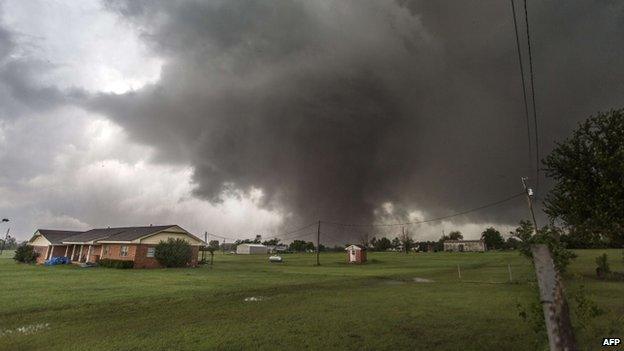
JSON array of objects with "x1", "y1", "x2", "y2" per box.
[{"x1": 44, "y1": 256, "x2": 70, "y2": 266}]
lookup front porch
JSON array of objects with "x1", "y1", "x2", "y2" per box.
[{"x1": 43, "y1": 244, "x2": 103, "y2": 264}]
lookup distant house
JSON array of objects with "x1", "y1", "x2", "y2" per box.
[
  {"x1": 345, "y1": 244, "x2": 367, "y2": 263},
  {"x1": 28, "y1": 225, "x2": 204, "y2": 268},
  {"x1": 443, "y1": 240, "x2": 486, "y2": 252},
  {"x1": 236, "y1": 244, "x2": 268, "y2": 255}
]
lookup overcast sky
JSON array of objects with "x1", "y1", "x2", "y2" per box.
[{"x1": 1, "y1": 0, "x2": 622, "y2": 243}]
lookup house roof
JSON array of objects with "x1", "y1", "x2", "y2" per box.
[
  {"x1": 34, "y1": 230, "x2": 84, "y2": 244},
  {"x1": 61, "y1": 225, "x2": 203, "y2": 244},
  {"x1": 345, "y1": 244, "x2": 366, "y2": 250},
  {"x1": 238, "y1": 244, "x2": 267, "y2": 248}
]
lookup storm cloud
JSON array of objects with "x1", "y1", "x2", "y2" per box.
[
  {"x1": 87, "y1": 0, "x2": 624, "y2": 227},
  {"x1": 2, "y1": 0, "x2": 623, "y2": 242}
]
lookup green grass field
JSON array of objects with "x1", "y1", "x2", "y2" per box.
[{"x1": 0, "y1": 250, "x2": 622, "y2": 350}]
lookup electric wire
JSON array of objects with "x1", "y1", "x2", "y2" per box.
[{"x1": 510, "y1": 0, "x2": 533, "y2": 176}]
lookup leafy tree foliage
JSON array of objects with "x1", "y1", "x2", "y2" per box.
[
  {"x1": 371, "y1": 237, "x2": 392, "y2": 251},
  {"x1": 0, "y1": 236, "x2": 17, "y2": 250},
  {"x1": 13, "y1": 243, "x2": 39, "y2": 263},
  {"x1": 481, "y1": 227, "x2": 504, "y2": 250},
  {"x1": 391, "y1": 237, "x2": 401, "y2": 250},
  {"x1": 511, "y1": 220, "x2": 577, "y2": 273},
  {"x1": 262, "y1": 238, "x2": 281, "y2": 246},
  {"x1": 155, "y1": 238, "x2": 193, "y2": 268},
  {"x1": 505, "y1": 237, "x2": 521, "y2": 250},
  {"x1": 448, "y1": 231, "x2": 463, "y2": 240},
  {"x1": 543, "y1": 108, "x2": 624, "y2": 246},
  {"x1": 289, "y1": 240, "x2": 315, "y2": 252}
]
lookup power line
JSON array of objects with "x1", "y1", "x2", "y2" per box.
[
  {"x1": 320, "y1": 192, "x2": 525, "y2": 227},
  {"x1": 524, "y1": 0, "x2": 540, "y2": 191},
  {"x1": 510, "y1": 0, "x2": 533, "y2": 175}
]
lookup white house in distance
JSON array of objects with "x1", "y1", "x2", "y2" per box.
[
  {"x1": 236, "y1": 244, "x2": 268, "y2": 255},
  {"x1": 443, "y1": 240, "x2": 486, "y2": 252}
]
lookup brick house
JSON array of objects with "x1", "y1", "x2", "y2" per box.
[{"x1": 28, "y1": 225, "x2": 204, "y2": 268}]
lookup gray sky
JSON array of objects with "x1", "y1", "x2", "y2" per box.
[{"x1": 1, "y1": 0, "x2": 623, "y2": 243}]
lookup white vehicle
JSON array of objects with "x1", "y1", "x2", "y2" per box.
[{"x1": 268, "y1": 255, "x2": 283, "y2": 263}]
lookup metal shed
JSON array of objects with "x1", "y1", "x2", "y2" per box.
[{"x1": 236, "y1": 244, "x2": 268, "y2": 255}]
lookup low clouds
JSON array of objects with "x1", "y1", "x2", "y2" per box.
[{"x1": 1, "y1": 0, "x2": 624, "y2": 242}]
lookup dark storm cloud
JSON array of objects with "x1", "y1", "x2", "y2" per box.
[{"x1": 89, "y1": 0, "x2": 624, "y2": 226}]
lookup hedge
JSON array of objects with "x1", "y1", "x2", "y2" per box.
[
  {"x1": 98, "y1": 259, "x2": 134, "y2": 269},
  {"x1": 13, "y1": 243, "x2": 39, "y2": 264}
]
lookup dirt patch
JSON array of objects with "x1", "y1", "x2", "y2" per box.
[{"x1": 413, "y1": 277, "x2": 433, "y2": 283}]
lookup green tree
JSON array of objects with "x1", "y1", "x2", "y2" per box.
[
  {"x1": 262, "y1": 238, "x2": 280, "y2": 246},
  {"x1": 155, "y1": 238, "x2": 193, "y2": 268},
  {"x1": 373, "y1": 237, "x2": 392, "y2": 251},
  {"x1": 543, "y1": 108, "x2": 624, "y2": 246},
  {"x1": 289, "y1": 240, "x2": 314, "y2": 252},
  {"x1": 505, "y1": 237, "x2": 521, "y2": 250},
  {"x1": 448, "y1": 231, "x2": 463, "y2": 240},
  {"x1": 391, "y1": 237, "x2": 401, "y2": 250},
  {"x1": 481, "y1": 227, "x2": 504, "y2": 250},
  {"x1": 511, "y1": 220, "x2": 577, "y2": 273}
]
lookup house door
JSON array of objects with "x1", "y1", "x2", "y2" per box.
[
  {"x1": 458, "y1": 244, "x2": 464, "y2": 252},
  {"x1": 350, "y1": 250, "x2": 356, "y2": 261}
]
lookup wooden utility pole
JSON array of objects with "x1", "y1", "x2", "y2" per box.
[
  {"x1": 521, "y1": 177, "x2": 577, "y2": 350},
  {"x1": 316, "y1": 220, "x2": 321, "y2": 266},
  {"x1": 203, "y1": 231, "x2": 208, "y2": 262},
  {"x1": 521, "y1": 177, "x2": 539, "y2": 234},
  {"x1": 532, "y1": 245, "x2": 577, "y2": 350}
]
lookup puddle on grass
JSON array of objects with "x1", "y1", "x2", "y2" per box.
[
  {"x1": 0, "y1": 323, "x2": 50, "y2": 338},
  {"x1": 413, "y1": 277, "x2": 433, "y2": 283},
  {"x1": 244, "y1": 296, "x2": 264, "y2": 302}
]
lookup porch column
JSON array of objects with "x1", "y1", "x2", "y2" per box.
[
  {"x1": 86, "y1": 245, "x2": 92, "y2": 262},
  {"x1": 78, "y1": 244, "x2": 84, "y2": 262},
  {"x1": 64, "y1": 246, "x2": 69, "y2": 258},
  {"x1": 71, "y1": 245, "x2": 76, "y2": 261},
  {"x1": 100, "y1": 245, "x2": 106, "y2": 258},
  {"x1": 48, "y1": 245, "x2": 54, "y2": 259}
]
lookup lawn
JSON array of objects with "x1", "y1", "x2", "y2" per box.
[{"x1": 0, "y1": 249, "x2": 622, "y2": 350}]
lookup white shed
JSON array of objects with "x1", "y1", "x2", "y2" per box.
[{"x1": 236, "y1": 244, "x2": 268, "y2": 255}]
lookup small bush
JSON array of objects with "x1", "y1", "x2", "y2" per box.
[
  {"x1": 595, "y1": 254, "x2": 610, "y2": 278},
  {"x1": 155, "y1": 238, "x2": 193, "y2": 268},
  {"x1": 99, "y1": 259, "x2": 134, "y2": 269},
  {"x1": 13, "y1": 243, "x2": 39, "y2": 264}
]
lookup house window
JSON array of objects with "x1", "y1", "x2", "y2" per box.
[
  {"x1": 146, "y1": 247, "x2": 155, "y2": 258},
  {"x1": 120, "y1": 245, "x2": 129, "y2": 257},
  {"x1": 103, "y1": 245, "x2": 109, "y2": 255}
]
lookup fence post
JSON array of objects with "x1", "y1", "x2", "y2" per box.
[
  {"x1": 457, "y1": 264, "x2": 461, "y2": 280},
  {"x1": 508, "y1": 263, "x2": 513, "y2": 282},
  {"x1": 531, "y1": 244, "x2": 577, "y2": 351}
]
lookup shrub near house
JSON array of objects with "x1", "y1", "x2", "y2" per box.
[
  {"x1": 155, "y1": 238, "x2": 193, "y2": 268},
  {"x1": 13, "y1": 243, "x2": 39, "y2": 264}
]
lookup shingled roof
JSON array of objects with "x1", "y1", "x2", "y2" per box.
[
  {"x1": 35, "y1": 230, "x2": 84, "y2": 244},
  {"x1": 62, "y1": 225, "x2": 177, "y2": 243}
]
